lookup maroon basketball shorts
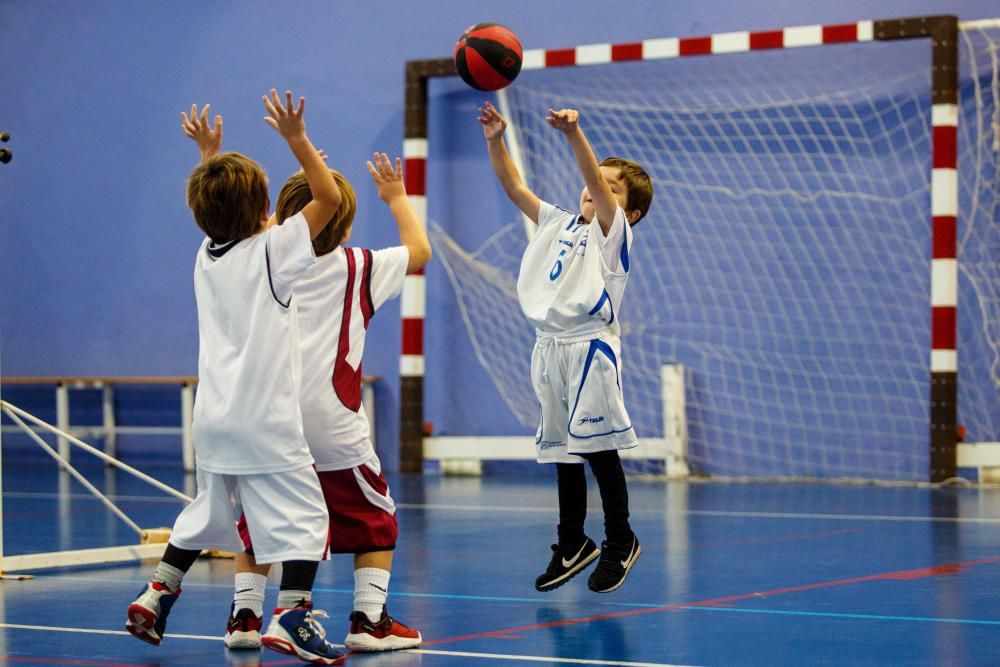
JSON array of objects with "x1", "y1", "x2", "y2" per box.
[{"x1": 238, "y1": 459, "x2": 398, "y2": 556}]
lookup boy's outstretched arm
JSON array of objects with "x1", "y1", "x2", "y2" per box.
[
  {"x1": 478, "y1": 101, "x2": 540, "y2": 224},
  {"x1": 181, "y1": 104, "x2": 223, "y2": 164},
  {"x1": 546, "y1": 108, "x2": 615, "y2": 235},
  {"x1": 263, "y1": 89, "x2": 341, "y2": 240},
  {"x1": 367, "y1": 152, "x2": 431, "y2": 274}
]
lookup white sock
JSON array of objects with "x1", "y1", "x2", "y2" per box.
[
  {"x1": 354, "y1": 567, "x2": 390, "y2": 619},
  {"x1": 233, "y1": 572, "x2": 267, "y2": 617},
  {"x1": 152, "y1": 562, "x2": 184, "y2": 592},
  {"x1": 276, "y1": 589, "x2": 311, "y2": 610}
]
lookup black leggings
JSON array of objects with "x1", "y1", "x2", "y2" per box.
[{"x1": 555, "y1": 449, "x2": 632, "y2": 547}]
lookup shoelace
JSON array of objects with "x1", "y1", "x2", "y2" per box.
[{"x1": 304, "y1": 608, "x2": 329, "y2": 639}]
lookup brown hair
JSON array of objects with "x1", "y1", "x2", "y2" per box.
[
  {"x1": 186, "y1": 152, "x2": 269, "y2": 243},
  {"x1": 275, "y1": 168, "x2": 357, "y2": 256},
  {"x1": 600, "y1": 157, "x2": 653, "y2": 224}
]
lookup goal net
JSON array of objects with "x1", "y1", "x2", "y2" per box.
[
  {"x1": 957, "y1": 22, "x2": 1000, "y2": 461},
  {"x1": 427, "y1": 22, "x2": 1000, "y2": 480}
]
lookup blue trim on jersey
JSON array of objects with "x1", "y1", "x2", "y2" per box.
[
  {"x1": 620, "y1": 227, "x2": 630, "y2": 273},
  {"x1": 564, "y1": 213, "x2": 586, "y2": 232},
  {"x1": 206, "y1": 239, "x2": 237, "y2": 258},
  {"x1": 588, "y1": 290, "x2": 608, "y2": 316},
  {"x1": 567, "y1": 339, "x2": 632, "y2": 440},
  {"x1": 265, "y1": 246, "x2": 292, "y2": 309},
  {"x1": 588, "y1": 289, "x2": 615, "y2": 325}
]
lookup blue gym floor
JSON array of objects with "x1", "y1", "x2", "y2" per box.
[{"x1": 2, "y1": 458, "x2": 1000, "y2": 666}]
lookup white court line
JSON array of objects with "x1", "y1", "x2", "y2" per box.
[
  {"x1": 4, "y1": 491, "x2": 185, "y2": 503},
  {"x1": 0, "y1": 622, "x2": 220, "y2": 641},
  {"x1": 413, "y1": 648, "x2": 694, "y2": 666},
  {"x1": 0, "y1": 623, "x2": 691, "y2": 666},
  {"x1": 406, "y1": 504, "x2": 1000, "y2": 524},
  {"x1": 7, "y1": 491, "x2": 1000, "y2": 524}
]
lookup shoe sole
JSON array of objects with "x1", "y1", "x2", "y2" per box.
[
  {"x1": 535, "y1": 547, "x2": 601, "y2": 592},
  {"x1": 224, "y1": 630, "x2": 262, "y2": 649},
  {"x1": 590, "y1": 544, "x2": 642, "y2": 593},
  {"x1": 261, "y1": 634, "x2": 345, "y2": 665},
  {"x1": 344, "y1": 632, "x2": 422, "y2": 652},
  {"x1": 125, "y1": 604, "x2": 161, "y2": 646}
]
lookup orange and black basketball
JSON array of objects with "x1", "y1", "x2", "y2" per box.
[{"x1": 454, "y1": 23, "x2": 523, "y2": 91}]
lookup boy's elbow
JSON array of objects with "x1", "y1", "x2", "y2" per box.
[
  {"x1": 325, "y1": 189, "x2": 343, "y2": 209},
  {"x1": 409, "y1": 241, "x2": 432, "y2": 271}
]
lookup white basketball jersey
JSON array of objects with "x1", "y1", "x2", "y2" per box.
[
  {"x1": 517, "y1": 201, "x2": 633, "y2": 338},
  {"x1": 296, "y1": 245, "x2": 409, "y2": 471},
  {"x1": 192, "y1": 213, "x2": 316, "y2": 474}
]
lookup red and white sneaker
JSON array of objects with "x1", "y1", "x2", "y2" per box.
[
  {"x1": 224, "y1": 602, "x2": 263, "y2": 649},
  {"x1": 345, "y1": 607, "x2": 421, "y2": 652},
  {"x1": 125, "y1": 581, "x2": 181, "y2": 646}
]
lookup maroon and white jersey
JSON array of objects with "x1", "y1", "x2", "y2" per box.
[{"x1": 296, "y1": 245, "x2": 409, "y2": 471}]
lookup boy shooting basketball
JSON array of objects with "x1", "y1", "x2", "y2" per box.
[
  {"x1": 478, "y1": 101, "x2": 652, "y2": 593},
  {"x1": 125, "y1": 91, "x2": 345, "y2": 665}
]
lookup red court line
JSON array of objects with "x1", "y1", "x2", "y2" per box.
[
  {"x1": 1, "y1": 657, "x2": 157, "y2": 666},
  {"x1": 422, "y1": 556, "x2": 1000, "y2": 646}
]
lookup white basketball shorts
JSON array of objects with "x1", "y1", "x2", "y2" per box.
[
  {"x1": 530, "y1": 333, "x2": 638, "y2": 464},
  {"x1": 169, "y1": 463, "x2": 329, "y2": 564}
]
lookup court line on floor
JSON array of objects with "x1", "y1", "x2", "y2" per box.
[
  {"x1": 39, "y1": 574, "x2": 668, "y2": 609},
  {"x1": 686, "y1": 605, "x2": 1000, "y2": 625},
  {"x1": 422, "y1": 556, "x2": 1000, "y2": 646},
  {"x1": 0, "y1": 623, "x2": 219, "y2": 641},
  {"x1": 0, "y1": 624, "x2": 688, "y2": 667},
  {"x1": 9, "y1": 491, "x2": 1000, "y2": 523},
  {"x1": 409, "y1": 649, "x2": 692, "y2": 666},
  {"x1": 0, "y1": 656, "x2": 157, "y2": 666}
]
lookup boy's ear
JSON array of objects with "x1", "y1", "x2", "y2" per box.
[{"x1": 626, "y1": 209, "x2": 641, "y2": 225}]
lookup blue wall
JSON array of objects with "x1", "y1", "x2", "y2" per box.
[{"x1": 1, "y1": 1, "x2": 996, "y2": 470}]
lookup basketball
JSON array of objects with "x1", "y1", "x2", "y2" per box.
[{"x1": 454, "y1": 23, "x2": 523, "y2": 91}]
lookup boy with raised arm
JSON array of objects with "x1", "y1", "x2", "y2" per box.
[
  {"x1": 478, "y1": 101, "x2": 652, "y2": 593},
  {"x1": 182, "y1": 104, "x2": 429, "y2": 652},
  {"x1": 224, "y1": 154, "x2": 429, "y2": 652},
  {"x1": 125, "y1": 91, "x2": 344, "y2": 665}
]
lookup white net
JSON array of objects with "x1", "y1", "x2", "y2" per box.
[
  {"x1": 958, "y1": 23, "x2": 1000, "y2": 451},
  {"x1": 431, "y1": 32, "x2": 1000, "y2": 480}
]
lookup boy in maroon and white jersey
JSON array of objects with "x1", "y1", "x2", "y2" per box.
[{"x1": 225, "y1": 154, "x2": 430, "y2": 653}]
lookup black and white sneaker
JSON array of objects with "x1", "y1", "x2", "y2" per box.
[
  {"x1": 534, "y1": 536, "x2": 601, "y2": 592},
  {"x1": 588, "y1": 534, "x2": 641, "y2": 593}
]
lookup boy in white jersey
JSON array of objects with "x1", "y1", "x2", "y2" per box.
[
  {"x1": 218, "y1": 155, "x2": 429, "y2": 651},
  {"x1": 478, "y1": 102, "x2": 653, "y2": 593},
  {"x1": 125, "y1": 92, "x2": 345, "y2": 665}
]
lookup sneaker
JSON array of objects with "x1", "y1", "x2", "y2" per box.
[
  {"x1": 534, "y1": 536, "x2": 601, "y2": 592},
  {"x1": 345, "y1": 606, "x2": 422, "y2": 651},
  {"x1": 588, "y1": 534, "x2": 641, "y2": 593},
  {"x1": 125, "y1": 581, "x2": 180, "y2": 646},
  {"x1": 260, "y1": 602, "x2": 345, "y2": 665},
  {"x1": 225, "y1": 602, "x2": 263, "y2": 649}
]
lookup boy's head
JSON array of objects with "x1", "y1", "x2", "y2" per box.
[
  {"x1": 579, "y1": 157, "x2": 653, "y2": 226},
  {"x1": 186, "y1": 152, "x2": 269, "y2": 243},
  {"x1": 275, "y1": 168, "x2": 357, "y2": 256}
]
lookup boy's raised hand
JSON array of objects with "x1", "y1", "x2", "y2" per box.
[
  {"x1": 367, "y1": 152, "x2": 406, "y2": 203},
  {"x1": 262, "y1": 89, "x2": 307, "y2": 142},
  {"x1": 478, "y1": 101, "x2": 507, "y2": 141},
  {"x1": 545, "y1": 108, "x2": 580, "y2": 135},
  {"x1": 181, "y1": 104, "x2": 222, "y2": 162}
]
